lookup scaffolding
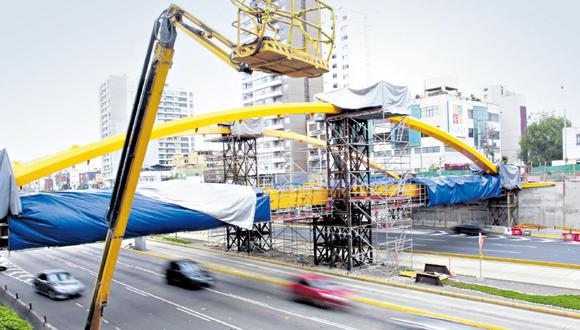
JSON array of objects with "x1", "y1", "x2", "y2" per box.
[
  {"x1": 488, "y1": 190, "x2": 519, "y2": 227},
  {"x1": 221, "y1": 135, "x2": 273, "y2": 253},
  {"x1": 313, "y1": 110, "x2": 417, "y2": 273}
]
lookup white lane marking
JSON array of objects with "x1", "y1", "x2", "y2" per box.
[
  {"x1": 44, "y1": 253, "x2": 243, "y2": 330},
  {"x1": 482, "y1": 249, "x2": 520, "y2": 254},
  {"x1": 102, "y1": 319, "x2": 109, "y2": 324},
  {"x1": 390, "y1": 317, "x2": 448, "y2": 330},
  {"x1": 81, "y1": 250, "x2": 165, "y2": 278},
  {"x1": 430, "y1": 231, "x2": 447, "y2": 236},
  {"x1": 124, "y1": 286, "x2": 148, "y2": 297},
  {"x1": 487, "y1": 243, "x2": 537, "y2": 248},
  {"x1": 508, "y1": 236, "x2": 530, "y2": 241},
  {"x1": 176, "y1": 307, "x2": 210, "y2": 321},
  {"x1": 413, "y1": 238, "x2": 445, "y2": 242},
  {"x1": 449, "y1": 234, "x2": 466, "y2": 237},
  {"x1": 75, "y1": 302, "x2": 84, "y2": 308},
  {"x1": 115, "y1": 327, "x2": 122, "y2": 330},
  {"x1": 206, "y1": 288, "x2": 359, "y2": 330}
]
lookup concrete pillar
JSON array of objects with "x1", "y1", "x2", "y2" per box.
[{"x1": 134, "y1": 237, "x2": 147, "y2": 251}]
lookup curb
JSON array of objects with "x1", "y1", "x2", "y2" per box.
[
  {"x1": 413, "y1": 250, "x2": 580, "y2": 270},
  {"x1": 147, "y1": 238, "x2": 580, "y2": 320}
]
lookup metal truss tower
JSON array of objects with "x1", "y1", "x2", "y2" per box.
[
  {"x1": 221, "y1": 135, "x2": 272, "y2": 253},
  {"x1": 313, "y1": 112, "x2": 375, "y2": 270}
]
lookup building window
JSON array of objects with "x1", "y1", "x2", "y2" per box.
[
  {"x1": 332, "y1": 73, "x2": 337, "y2": 78},
  {"x1": 488, "y1": 113, "x2": 500, "y2": 122},
  {"x1": 576, "y1": 134, "x2": 580, "y2": 145},
  {"x1": 342, "y1": 15, "x2": 347, "y2": 20},
  {"x1": 421, "y1": 105, "x2": 439, "y2": 118},
  {"x1": 468, "y1": 128, "x2": 474, "y2": 138},
  {"x1": 468, "y1": 109, "x2": 474, "y2": 119}
]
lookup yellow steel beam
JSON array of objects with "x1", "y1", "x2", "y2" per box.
[
  {"x1": 13, "y1": 102, "x2": 339, "y2": 186},
  {"x1": 389, "y1": 116, "x2": 498, "y2": 175}
]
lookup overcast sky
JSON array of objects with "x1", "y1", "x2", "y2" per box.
[{"x1": 0, "y1": 0, "x2": 578, "y2": 162}]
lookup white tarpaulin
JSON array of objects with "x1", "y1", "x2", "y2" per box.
[
  {"x1": 0, "y1": 149, "x2": 21, "y2": 218},
  {"x1": 315, "y1": 80, "x2": 411, "y2": 115},
  {"x1": 231, "y1": 118, "x2": 265, "y2": 137},
  {"x1": 137, "y1": 180, "x2": 257, "y2": 229}
]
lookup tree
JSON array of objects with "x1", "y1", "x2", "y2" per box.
[{"x1": 519, "y1": 114, "x2": 571, "y2": 164}]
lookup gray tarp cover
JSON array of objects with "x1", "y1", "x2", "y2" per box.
[
  {"x1": 0, "y1": 149, "x2": 21, "y2": 218},
  {"x1": 498, "y1": 163, "x2": 522, "y2": 190},
  {"x1": 315, "y1": 80, "x2": 411, "y2": 114}
]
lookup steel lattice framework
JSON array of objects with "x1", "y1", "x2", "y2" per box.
[
  {"x1": 313, "y1": 114, "x2": 374, "y2": 270},
  {"x1": 222, "y1": 136, "x2": 272, "y2": 253}
]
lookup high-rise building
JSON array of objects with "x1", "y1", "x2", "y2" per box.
[
  {"x1": 307, "y1": 7, "x2": 371, "y2": 176},
  {"x1": 99, "y1": 75, "x2": 195, "y2": 186},
  {"x1": 482, "y1": 85, "x2": 527, "y2": 163},
  {"x1": 239, "y1": 0, "x2": 323, "y2": 184},
  {"x1": 374, "y1": 78, "x2": 502, "y2": 173}
]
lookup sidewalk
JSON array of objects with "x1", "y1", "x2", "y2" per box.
[{"x1": 402, "y1": 252, "x2": 580, "y2": 290}]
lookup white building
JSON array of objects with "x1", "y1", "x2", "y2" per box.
[
  {"x1": 374, "y1": 79, "x2": 502, "y2": 173},
  {"x1": 99, "y1": 75, "x2": 195, "y2": 186},
  {"x1": 308, "y1": 6, "x2": 371, "y2": 175},
  {"x1": 482, "y1": 85, "x2": 527, "y2": 163},
  {"x1": 563, "y1": 126, "x2": 580, "y2": 163},
  {"x1": 238, "y1": 0, "x2": 323, "y2": 184},
  {"x1": 322, "y1": 7, "x2": 370, "y2": 91}
]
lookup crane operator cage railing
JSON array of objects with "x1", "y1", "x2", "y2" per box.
[{"x1": 231, "y1": 0, "x2": 335, "y2": 78}]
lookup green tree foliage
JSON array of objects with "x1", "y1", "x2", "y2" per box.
[{"x1": 519, "y1": 114, "x2": 571, "y2": 164}]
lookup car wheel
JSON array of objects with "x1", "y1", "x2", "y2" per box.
[{"x1": 48, "y1": 290, "x2": 56, "y2": 300}]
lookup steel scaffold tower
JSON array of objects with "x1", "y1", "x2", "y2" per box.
[
  {"x1": 221, "y1": 135, "x2": 272, "y2": 253},
  {"x1": 313, "y1": 112, "x2": 374, "y2": 270}
]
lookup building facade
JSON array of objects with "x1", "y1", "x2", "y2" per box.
[
  {"x1": 481, "y1": 85, "x2": 527, "y2": 163},
  {"x1": 99, "y1": 75, "x2": 195, "y2": 186},
  {"x1": 563, "y1": 126, "x2": 580, "y2": 163},
  {"x1": 374, "y1": 81, "x2": 502, "y2": 173},
  {"x1": 238, "y1": 0, "x2": 324, "y2": 184},
  {"x1": 308, "y1": 6, "x2": 371, "y2": 176}
]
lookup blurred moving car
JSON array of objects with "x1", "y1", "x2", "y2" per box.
[
  {"x1": 453, "y1": 224, "x2": 488, "y2": 236},
  {"x1": 165, "y1": 259, "x2": 214, "y2": 288},
  {"x1": 288, "y1": 273, "x2": 350, "y2": 309},
  {"x1": 33, "y1": 270, "x2": 84, "y2": 300}
]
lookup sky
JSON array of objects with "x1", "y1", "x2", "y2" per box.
[{"x1": 0, "y1": 0, "x2": 578, "y2": 162}]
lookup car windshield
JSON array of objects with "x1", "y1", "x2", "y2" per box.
[
  {"x1": 46, "y1": 272, "x2": 73, "y2": 282},
  {"x1": 178, "y1": 261, "x2": 201, "y2": 273}
]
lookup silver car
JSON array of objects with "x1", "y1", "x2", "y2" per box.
[{"x1": 33, "y1": 270, "x2": 85, "y2": 300}]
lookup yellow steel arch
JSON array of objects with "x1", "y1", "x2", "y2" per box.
[
  {"x1": 13, "y1": 106, "x2": 498, "y2": 186},
  {"x1": 388, "y1": 116, "x2": 498, "y2": 174},
  {"x1": 13, "y1": 103, "x2": 339, "y2": 186}
]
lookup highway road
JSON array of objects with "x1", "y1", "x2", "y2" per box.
[
  {"x1": 1, "y1": 241, "x2": 579, "y2": 329},
  {"x1": 272, "y1": 225, "x2": 580, "y2": 265}
]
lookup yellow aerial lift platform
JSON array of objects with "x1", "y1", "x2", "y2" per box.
[{"x1": 85, "y1": 1, "x2": 334, "y2": 329}]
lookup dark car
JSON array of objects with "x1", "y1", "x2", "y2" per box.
[
  {"x1": 166, "y1": 259, "x2": 213, "y2": 288},
  {"x1": 288, "y1": 273, "x2": 350, "y2": 309},
  {"x1": 454, "y1": 224, "x2": 487, "y2": 236},
  {"x1": 33, "y1": 270, "x2": 85, "y2": 300}
]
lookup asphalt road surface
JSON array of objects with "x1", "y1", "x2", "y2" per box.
[
  {"x1": 0, "y1": 241, "x2": 578, "y2": 330},
  {"x1": 272, "y1": 225, "x2": 580, "y2": 265}
]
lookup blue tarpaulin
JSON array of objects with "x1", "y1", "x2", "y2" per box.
[
  {"x1": 8, "y1": 190, "x2": 270, "y2": 251},
  {"x1": 411, "y1": 175, "x2": 501, "y2": 207}
]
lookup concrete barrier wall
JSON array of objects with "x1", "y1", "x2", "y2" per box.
[
  {"x1": 519, "y1": 181, "x2": 580, "y2": 228},
  {"x1": 412, "y1": 203, "x2": 489, "y2": 227}
]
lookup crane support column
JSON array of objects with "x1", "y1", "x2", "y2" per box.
[{"x1": 85, "y1": 15, "x2": 176, "y2": 330}]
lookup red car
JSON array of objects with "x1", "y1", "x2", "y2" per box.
[{"x1": 287, "y1": 274, "x2": 350, "y2": 309}]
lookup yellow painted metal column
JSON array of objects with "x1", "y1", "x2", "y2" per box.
[{"x1": 85, "y1": 45, "x2": 174, "y2": 330}]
